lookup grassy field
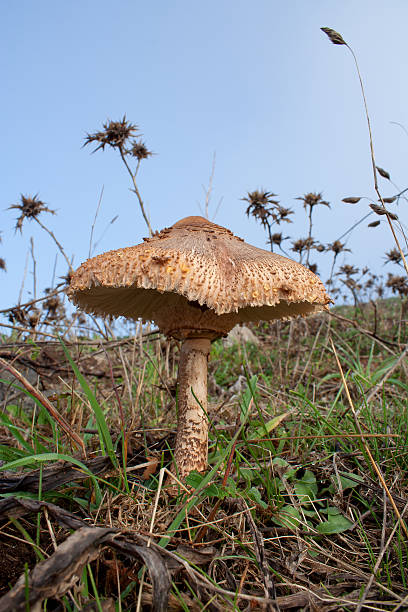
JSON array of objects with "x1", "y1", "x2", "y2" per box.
[{"x1": 0, "y1": 297, "x2": 407, "y2": 611}]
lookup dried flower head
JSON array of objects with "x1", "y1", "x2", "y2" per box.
[
  {"x1": 321, "y1": 27, "x2": 347, "y2": 46},
  {"x1": 296, "y1": 192, "x2": 330, "y2": 210},
  {"x1": 337, "y1": 264, "x2": 359, "y2": 277},
  {"x1": 275, "y1": 205, "x2": 294, "y2": 224},
  {"x1": 384, "y1": 248, "x2": 403, "y2": 266},
  {"x1": 127, "y1": 140, "x2": 153, "y2": 160},
  {"x1": 28, "y1": 308, "x2": 41, "y2": 328},
  {"x1": 343, "y1": 278, "x2": 361, "y2": 291},
  {"x1": 8, "y1": 306, "x2": 29, "y2": 325},
  {"x1": 84, "y1": 116, "x2": 138, "y2": 152},
  {"x1": 326, "y1": 240, "x2": 351, "y2": 256},
  {"x1": 0, "y1": 258, "x2": 5, "y2": 271},
  {"x1": 42, "y1": 293, "x2": 66, "y2": 321},
  {"x1": 386, "y1": 274, "x2": 408, "y2": 297},
  {"x1": 368, "y1": 220, "x2": 381, "y2": 228},
  {"x1": 269, "y1": 232, "x2": 287, "y2": 246},
  {"x1": 9, "y1": 194, "x2": 55, "y2": 232},
  {"x1": 308, "y1": 263, "x2": 318, "y2": 274},
  {"x1": 382, "y1": 196, "x2": 396, "y2": 204},
  {"x1": 291, "y1": 237, "x2": 316, "y2": 255},
  {"x1": 243, "y1": 190, "x2": 278, "y2": 219}
]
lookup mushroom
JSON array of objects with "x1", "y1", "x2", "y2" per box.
[{"x1": 68, "y1": 216, "x2": 331, "y2": 480}]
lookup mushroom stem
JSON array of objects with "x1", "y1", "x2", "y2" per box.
[{"x1": 173, "y1": 337, "x2": 211, "y2": 480}]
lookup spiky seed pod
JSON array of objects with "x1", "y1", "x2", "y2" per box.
[
  {"x1": 9, "y1": 195, "x2": 55, "y2": 232},
  {"x1": 84, "y1": 116, "x2": 138, "y2": 152}
]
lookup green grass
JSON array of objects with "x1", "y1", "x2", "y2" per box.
[{"x1": 0, "y1": 309, "x2": 407, "y2": 609}]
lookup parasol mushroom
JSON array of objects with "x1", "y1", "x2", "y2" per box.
[{"x1": 68, "y1": 216, "x2": 331, "y2": 480}]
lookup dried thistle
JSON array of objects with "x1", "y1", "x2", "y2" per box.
[
  {"x1": 243, "y1": 190, "x2": 278, "y2": 218},
  {"x1": 42, "y1": 293, "x2": 66, "y2": 322},
  {"x1": 85, "y1": 116, "x2": 153, "y2": 236},
  {"x1": 84, "y1": 116, "x2": 138, "y2": 152},
  {"x1": 8, "y1": 306, "x2": 29, "y2": 326},
  {"x1": 9, "y1": 194, "x2": 55, "y2": 232},
  {"x1": 270, "y1": 232, "x2": 284, "y2": 247},
  {"x1": 326, "y1": 240, "x2": 351, "y2": 256},
  {"x1": 384, "y1": 248, "x2": 403, "y2": 266},
  {"x1": 242, "y1": 190, "x2": 293, "y2": 252},
  {"x1": 321, "y1": 27, "x2": 347, "y2": 46},
  {"x1": 275, "y1": 205, "x2": 294, "y2": 224},
  {"x1": 369, "y1": 203, "x2": 398, "y2": 220},
  {"x1": 28, "y1": 308, "x2": 41, "y2": 328},
  {"x1": 127, "y1": 140, "x2": 153, "y2": 160},
  {"x1": 342, "y1": 196, "x2": 361, "y2": 204},
  {"x1": 291, "y1": 237, "x2": 316, "y2": 260},
  {"x1": 337, "y1": 264, "x2": 359, "y2": 277},
  {"x1": 297, "y1": 192, "x2": 330, "y2": 211},
  {"x1": 296, "y1": 192, "x2": 329, "y2": 265},
  {"x1": 386, "y1": 274, "x2": 408, "y2": 297}
]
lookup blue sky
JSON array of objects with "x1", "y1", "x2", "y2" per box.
[{"x1": 1, "y1": 1, "x2": 408, "y2": 310}]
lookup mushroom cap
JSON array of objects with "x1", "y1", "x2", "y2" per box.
[{"x1": 68, "y1": 216, "x2": 332, "y2": 339}]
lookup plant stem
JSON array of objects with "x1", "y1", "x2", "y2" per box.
[
  {"x1": 34, "y1": 217, "x2": 73, "y2": 273},
  {"x1": 347, "y1": 44, "x2": 408, "y2": 277},
  {"x1": 119, "y1": 146, "x2": 152, "y2": 236}
]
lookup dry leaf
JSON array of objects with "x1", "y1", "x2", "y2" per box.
[{"x1": 142, "y1": 457, "x2": 159, "y2": 479}]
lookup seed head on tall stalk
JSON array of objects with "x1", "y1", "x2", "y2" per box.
[
  {"x1": 84, "y1": 116, "x2": 154, "y2": 236},
  {"x1": 242, "y1": 190, "x2": 293, "y2": 252},
  {"x1": 321, "y1": 26, "x2": 408, "y2": 278},
  {"x1": 296, "y1": 192, "x2": 330, "y2": 266}
]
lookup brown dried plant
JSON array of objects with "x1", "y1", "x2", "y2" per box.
[
  {"x1": 326, "y1": 239, "x2": 351, "y2": 281},
  {"x1": 85, "y1": 116, "x2": 153, "y2": 236},
  {"x1": 9, "y1": 194, "x2": 55, "y2": 233},
  {"x1": 242, "y1": 190, "x2": 293, "y2": 252},
  {"x1": 384, "y1": 248, "x2": 405, "y2": 267},
  {"x1": 9, "y1": 194, "x2": 72, "y2": 275},
  {"x1": 296, "y1": 192, "x2": 330, "y2": 265},
  {"x1": 386, "y1": 274, "x2": 408, "y2": 297},
  {"x1": 321, "y1": 26, "x2": 408, "y2": 277}
]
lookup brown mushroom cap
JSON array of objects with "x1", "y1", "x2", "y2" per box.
[{"x1": 68, "y1": 216, "x2": 331, "y2": 339}]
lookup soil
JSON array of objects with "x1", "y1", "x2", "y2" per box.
[{"x1": 0, "y1": 532, "x2": 36, "y2": 596}]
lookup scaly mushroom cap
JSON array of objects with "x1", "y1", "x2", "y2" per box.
[{"x1": 68, "y1": 216, "x2": 332, "y2": 339}]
